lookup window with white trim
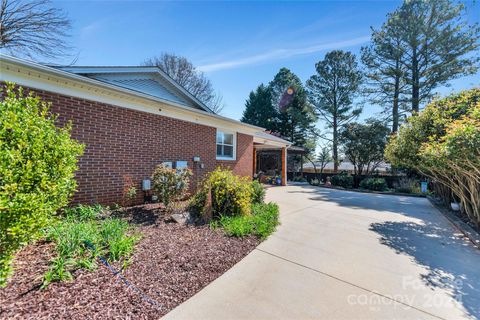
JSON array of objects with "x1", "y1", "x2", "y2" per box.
[{"x1": 216, "y1": 130, "x2": 236, "y2": 160}]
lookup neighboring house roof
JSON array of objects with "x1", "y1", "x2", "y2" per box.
[{"x1": 303, "y1": 161, "x2": 391, "y2": 172}]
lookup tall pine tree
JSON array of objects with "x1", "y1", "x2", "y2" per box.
[
  {"x1": 306, "y1": 50, "x2": 363, "y2": 172},
  {"x1": 361, "y1": 18, "x2": 408, "y2": 133},
  {"x1": 392, "y1": 0, "x2": 480, "y2": 112}
]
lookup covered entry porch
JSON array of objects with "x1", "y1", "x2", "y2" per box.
[{"x1": 253, "y1": 132, "x2": 291, "y2": 186}]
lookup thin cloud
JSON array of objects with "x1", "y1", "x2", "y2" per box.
[{"x1": 198, "y1": 36, "x2": 370, "y2": 72}]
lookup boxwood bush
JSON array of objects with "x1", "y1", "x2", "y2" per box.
[
  {"x1": 0, "y1": 84, "x2": 84, "y2": 286},
  {"x1": 359, "y1": 177, "x2": 388, "y2": 191}
]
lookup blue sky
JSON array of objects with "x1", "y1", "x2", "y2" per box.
[{"x1": 52, "y1": 0, "x2": 479, "y2": 121}]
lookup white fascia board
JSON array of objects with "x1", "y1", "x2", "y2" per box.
[
  {"x1": 0, "y1": 55, "x2": 264, "y2": 136},
  {"x1": 253, "y1": 137, "x2": 291, "y2": 148}
]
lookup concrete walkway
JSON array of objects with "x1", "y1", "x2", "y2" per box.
[{"x1": 164, "y1": 185, "x2": 480, "y2": 320}]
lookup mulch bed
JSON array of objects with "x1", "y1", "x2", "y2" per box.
[{"x1": 0, "y1": 204, "x2": 259, "y2": 319}]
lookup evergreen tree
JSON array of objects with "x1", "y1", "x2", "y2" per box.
[
  {"x1": 361, "y1": 17, "x2": 408, "y2": 133},
  {"x1": 306, "y1": 50, "x2": 363, "y2": 172},
  {"x1": 391, "y1": 0, "x2": 480, "y2": 112},
  {"x1": 268, "y1": 68, "x2": 317, "y2": 153},
  {"x1": 241, "y1": 84, "x2": 277, "y2": 132}
]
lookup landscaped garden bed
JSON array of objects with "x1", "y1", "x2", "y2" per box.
[{"x1": 0, "y1": 203, "x2": 259, "y2": 318}]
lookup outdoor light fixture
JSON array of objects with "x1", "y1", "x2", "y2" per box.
[
  {"x1": 193, "y1": 156, "x2": 201, "y2": 162},
  {"x1": 142, "y1": 179, "x2": 151, "y2": 191}
]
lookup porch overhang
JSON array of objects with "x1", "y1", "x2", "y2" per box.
[{"x1": 253, "y1": 132, "x2": 291, "y2": 186}]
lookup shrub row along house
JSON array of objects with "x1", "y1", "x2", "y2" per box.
[{"x1": 0, "y1": 54, "x2": 290, "y2": 205}]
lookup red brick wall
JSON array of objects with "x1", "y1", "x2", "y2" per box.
[
  {"x1": 16, "y1": 88, "x2": 254, "y2": 205},
  {"x1": 216, "y1": 133, "x2": 254, "y2": 178}
]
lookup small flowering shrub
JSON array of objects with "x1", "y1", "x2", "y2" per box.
[
  {"x1": 151, "y1": 164, "x2": 192, "y2": 208},
  {"x1": 191, "y1": 167, "x2": 253, "y2": 219}
]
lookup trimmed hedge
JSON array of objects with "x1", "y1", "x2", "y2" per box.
[
  {"x1": 359, "y1": 178, "x2": 388, "y2": 191},
  {"x1": 330, "y1": 173, "x2": 354, "y2": 189}
]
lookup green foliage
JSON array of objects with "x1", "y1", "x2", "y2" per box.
[
  {"x1": 359, "y1": 178, "x2": 388, "y2": 191},
  {"x1": 292, "y1": 176, "x2": 307, "y2": 182},
  {"x1": 386, "y1": 88, "x2": 480, "y2": 225},
  {"x1": 216, "y1": 202, "x2": 280, "y2": 240},
  {"x1": 241, "y1": 84, "x2": 277, "y2": 131},
  {"x1": 64, "y1": 204, "x2": 104, "y2": 221},
  {"x1": 339, "y1": 119, "x2": 390, "y2": 177},
  {"x1": 192, "y1": 167, "x2": 253, "y2": 219},
  {"x1": 42, "y1": 205, "x2": 139, "y2": 287},
  {"x1": 151, "y1": 164, "x2": 192, "y2": 208},
  {"x1": 306, "y1": 50, "x2": 363, "y2": 169},
  {"x1": 393, "y1": 177, "x2": 421, "y2": 194},
  {"x1": 250, "y1": 180, "x2": 266, "y2": 204},
  {"x1": 0, "y1": 84, "x2": 84, "y2": 287},
  {"x1": 331, "y1": 172, "x2": 354, "y2": 189},
  {"x1": 309, "y1": 178, "x2": 320, "y2": 186},
  {"x1": 269, "y1": 68, "x2": 317, "y2": 153}
]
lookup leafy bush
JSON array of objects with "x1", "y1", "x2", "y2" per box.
[
  {"x1": 214, "y1": 202, "x2": 280, "y2": 239},
  {"x1": 386, "y1": 89, "x2": 480, "y2": 225},
  {"x1": 359, "y1": 178, "x2": 388, "y2": 191},
  {"x1": 122, "y1": 175, "x2": 137, "y2": 206},
  {"x1": 0, "y1": 84, "x2": 84, "y2": 286},
  {"x1": 330, "y1": 172, "x2": 354, "y2": 189},
  {"x1": 393, "y1": 178, "x2": 421, "y2": 194},
  {"x1": 152, "y1": 164, "x2": 192, "y2": 208},
  {"x1": 292, "y1": 176, "x2": 307, "y2": 182},
  {"x1": 43, "y1": 205, "x2": 139, "y2": 287},
  {"x1": 191, "y1": 167, "x2": 253, "y2": 219},
  {"x1": 309, "y1": 178, "x2": 320, "y2": 186},
  {"x1": 251, "y1": 180, "x2": 265, "y2": 204}
]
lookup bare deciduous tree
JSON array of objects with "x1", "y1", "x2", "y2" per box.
[
  {"x1": 0, "y1": 0, "x2": 71, "y2": 58},
  {"x1": 144, "y1": 53, "x2": 224, "y2": 114}
]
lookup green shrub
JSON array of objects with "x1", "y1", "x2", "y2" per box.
[
  {"x1": 0, "y1": 84, "x2": 84, "y2": 286},
  {"x1": 330, "y1": 172, "x2": 354, "y2": 188},
  {"x1": 64, "y1": 204, "x2": 104, "y2": 221},
  {"x1": 42, "y1": 205, "x2": 139, "y2": 287},
  {"x1": 151, "y1": 164, "x2": 192, "y2": 208},
  {"x1": 215, "y1": 202, "x2": 280, "y2": 239},
  {"x1": 393, "y1": 177, "x2": 421, "y2": 194},
  {"x1": 191, "y1": 167, "x2": 253, "y2": 219},
  {"x1": 310, "y1": 178, "x2": 320, "y2": 186},
  {"x1": 251, "y1": 180, "x2": 265, "y2": 204},
  {"x1": 359, "y1": 178, "x2": 388, "y2": 191},
  {"x1": 292, "y1": 176, "x2": 307, "y2": 182}
]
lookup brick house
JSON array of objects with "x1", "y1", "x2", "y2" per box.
[{"x1": 0, "y1": 55, "x2": 290, "y2": 205}]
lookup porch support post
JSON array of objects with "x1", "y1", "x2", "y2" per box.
[
  {"x1": 252, "y1": 147, "x2": 257, "y2": 177},
  {"x1": 281, "y1": 147, "x2": 287, "y2": 186}
]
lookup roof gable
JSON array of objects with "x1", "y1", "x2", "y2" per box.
[{"x1": 54, "y1": 66, "x2": 213, "y2": 113}]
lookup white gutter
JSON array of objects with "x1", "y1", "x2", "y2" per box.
[{"x1": 0, "y1": 54, "x2": 265, "y2": 134}]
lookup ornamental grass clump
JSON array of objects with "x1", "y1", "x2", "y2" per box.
[
  {"x1": 43, "y1": 205, "x2": 139, "y2": 287},
  {"x1": 0, "y1": 84, "x2": 84, "y2": 287}
]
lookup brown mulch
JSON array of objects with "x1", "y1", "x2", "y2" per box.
[{"x1": 0, "y1": 204, "x2": 259, "y2": 319}]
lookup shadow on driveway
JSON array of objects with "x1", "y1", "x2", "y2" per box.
[{"x1": 289, "y1": 186, "x2": 480, "y2": 319}]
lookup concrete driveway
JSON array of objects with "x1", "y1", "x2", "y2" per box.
[{"x1": 164, "y1": 185, "x2": 480, "y2": 320}]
